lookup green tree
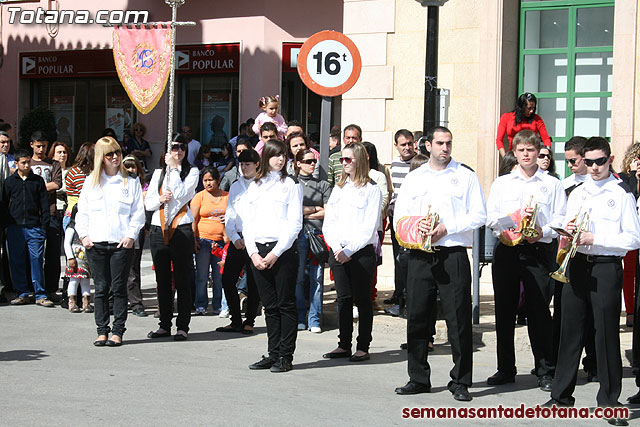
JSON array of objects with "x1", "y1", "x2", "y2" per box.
[{"x1": 18, "y1": 107, "x2": 57, "y2": 148}]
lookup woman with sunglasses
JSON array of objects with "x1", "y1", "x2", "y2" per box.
[
  {"x1": 285, "y1": 132, "x2": 319, "y2": 178},
  {"x1": 293, "y1": 148, "x2": 331, "y2": 333},
  {"x1": 496, "y1": 93, "x2": 551, "y2": 158},
  {"x1": 75, "y1": 137, "x2": 145, "y2": 346},
  {"x1": 243, "y1": 139, "x2": 302, "y2": 372},
  {"x1": 145, "y1": 134, "x2": 199, "y2": 341},
  {"x1": 536, "y1": 146, "x2": 559, "y2": 179},
  {"x1": 322, "y1": 142, "x2": 382, "y2": 362}
]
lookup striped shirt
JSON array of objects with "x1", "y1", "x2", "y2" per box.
[
  {"x1": 64, "y1": 166, "x2": 89, "y2": 212},
  {"x1": 327, "y1": 151, "x2": 343, "y2": 187},
  {"x1": 389, "y1": 156, "x2": 413, "y2": 214}
]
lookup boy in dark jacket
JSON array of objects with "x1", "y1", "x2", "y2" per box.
[{"x1": 3, "y1": 149, "x2": 51, "y2": 307}]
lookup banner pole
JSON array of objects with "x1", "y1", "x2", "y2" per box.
[{"x1": 164, "y1": 0, "x2": 180, "y2": 230}]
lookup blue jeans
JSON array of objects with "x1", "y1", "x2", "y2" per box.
[
  {"x1": 6, "y1": 225, "x2": 46, "y2": 299},
  {"x1": 295, "y1": 228, "x2": 324, "y2": 328},
  {"x1": 194, "y1": 238, "x2": 225, "y2": 311}
]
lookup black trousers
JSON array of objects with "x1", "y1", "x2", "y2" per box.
[
  {"x1": 150, "y1": 224, "x2": 194, "y2": 333},
  {"x1": 222, "y1": 242, "x2": 260, "y2": 328},
  {"x1": 0, "y1": 227, "x2": 12, "y2": 295},
  {"x1": 390, "y1": 221, "x2": 409, "y2": 303},
  {"x1": 250, "y1": 242, "x2": 298, "y2": 361},
  {"x1": 44, "y1": 215, "x2": 61, "y2": 293},
  {"x1": 86, "y1": 242, "x2": 134, "y2": 336},
  {"x1": 492, "y1": 242, "x2": 554, "y2": 377},
  {"x1": 328, "y1": 245, "x2": 376, "y2": 353},
  {"x1": 552, "y1": 253, "x2": 623, "y2": 407},
  {"x1": 406, "y1": 247, "x2": 472, "y2": 387},
  {"x1": 126, "y1": 230, "x2": 146, "y2": 310}
]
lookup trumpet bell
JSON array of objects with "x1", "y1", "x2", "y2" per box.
[
  {"x1": 521, "y1": 227, "x2": 539, "y2": 239},
  {"x1": 550, "y1": 271, "x2": 569, "y2": 283}
]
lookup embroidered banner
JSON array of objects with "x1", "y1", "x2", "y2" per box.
[{"x1": 112, "y1": 25, "x2": 172, "y2": 114}]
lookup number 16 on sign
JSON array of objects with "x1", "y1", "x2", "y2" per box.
[{"x1": 297, "y1": 31, "x2": 362, "y2": 180}]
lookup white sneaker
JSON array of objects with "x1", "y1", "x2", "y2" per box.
[
  {"x1": 353, "y1": 306, "x2": 359, "y2": 320},
  {"x1": 297, "y1": 323, "x2": 306, "y2": 331},
  {"x1": 310, "y1": 326, "x2": 321, "y2": 333},
  {"x1": 218, "y1": 309, "x2": 230, "y2": 318}
]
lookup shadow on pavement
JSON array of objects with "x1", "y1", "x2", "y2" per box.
[
  {"x1": 0, "y1": 349, "x2": 49, "y2": 361},
  {"x1": 120, "y1": 327, "x2": 268, "y2": 345},
  {"x1": 292, "y1": 348, "x2": 407, "y2": 371}
]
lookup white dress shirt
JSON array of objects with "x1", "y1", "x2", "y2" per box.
[
  {"x1": 565, "y1": 174, "x2": 640, "y2": 256},
  {"x1": 187, "y1": 139, "x2": 201, "y2": 166},
  {"x1": 394, "y1": 159, "x2": 487, "y2": 248},
  {"x1": 145, "y1": 166, "x2": 200, "y2": 226},
  {"x1": 562, "y1": 172, "x2": 587, "y2": 191},
  {"x1": 486, "y1": 165, "x2": 566, "y2": 244},
  {"x1": 225, "y1": 175, "x2": 253, "y2": 244},
  {"x1": 75, "y1": 171, "x2": 145, "y2": 243},
  {"x1": 323, "y1": 178, "x2": 381, "y2": 257},
  {"x1": 242, "y1": 171, "x2": 303, "y2": 257}
]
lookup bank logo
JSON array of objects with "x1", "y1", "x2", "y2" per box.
[
  {"x1": 176, "y1": 51, "x2": 189, "y2": 70},
  {"x1": 22, "y1": 56, "x2": 36, "y2": 75}
]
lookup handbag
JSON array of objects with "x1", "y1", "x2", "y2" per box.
[{"x1": 304, "y1": 222, "x2": 329, "y2": 263}]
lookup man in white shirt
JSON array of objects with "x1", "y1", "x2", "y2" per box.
[
  {"x1": 562, "y1": 136, "x2": 588, "y2": 195},
  {"x1": 393, "y1": 126, "x2": 486, "y2": 402},
  {"x1": 486, "y1": 130, "x2": 566, "y2": 391},
  {"x1": 183, "y1": 125, "x2": 201, "y2": 166},
  {"x1": 547, "y1": 138, "x2": 640, "y2": 424}
]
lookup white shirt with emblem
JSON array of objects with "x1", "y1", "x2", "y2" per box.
[
  {"x1": 75, "y1": 171, "x2": 145, "y2": 243},
  {"x1": 242, "y1": 171, "x2": 303, "y2": 258},
  {"x1": 322, "y1": 177, "x2": 382, "y2": 257},
  {"x1": 487, "y1": 165, "x2": 566, "y2": 244},
  {"x1": 225, "y1": 175, "x2": 253, "y2": 244},
  {"x1": 394, "y1": 159, "x2": 487, "y2": 248},
  {"x1": 565, "y1": 174, "x2": 640, "y2": 256}
]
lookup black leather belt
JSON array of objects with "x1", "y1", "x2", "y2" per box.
[{"x1": 575, "y1": 252, "x2": 622, "y2": 263}]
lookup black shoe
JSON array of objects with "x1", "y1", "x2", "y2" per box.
[
  {"x1": 487, "y1": 371, "x2": 515, "y2": 385},
  {"x1": 627, "y1": 390, "x2": 640, "y2": 404},
  {"x1": 348, "y1": 353, "x2": 370, "y2": 362},
  {"x1": 174, "y1": 331, "x2": 188, "y2": 341},
  {"x1": 270, "y1": 358, "x2": 293, "y2": 373},
  {"x1": 538, "y1": 374, "x2": 553, "y2": 392},
  {"x1": 93, "y1": 338, "x2": 107, "y2": 347},
  {"x1": 47, "y1": 293, "x2": 62, "y2": 304},
  {"x1": 322, "y1": 350, "x2": 351, "y2": 359},
  {"x1": 542, "y1": 398, "x2": 573, "y2": 408},
  {"x1": 395, "y1": 381, "x2": 431, "y2": 395},
  {"x1": 216, "y1": 324, "x2": 243, "y2": 333},
  {"x1": 586, "y1": 372, "x2": 599, "y2": 383},
  {"x1": 249, "y1": 356, "x2": 276, "y2": 370},
  {"x1": 147, "y1": 330, "x2": 171, "y2": 339},
  {"x1": 105, "y1": 335, "x2": 122, "y2": 347},
  {"x1": 607, "y1": 418, "x2": 629, "y2": 426},
  {"x1": 451, "y1": 385, "x2": 472, "y2": 402},
  {"x1": 400, "y1": 343, "x2": 408, "y2": 350},
  {"x1": 132, "y1": 307, "x2": 147, "y2": 317},
  {"x1": 383, "y1": 297, "x2": 398, "y2": 305}
]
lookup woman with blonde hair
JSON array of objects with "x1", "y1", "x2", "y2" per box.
[
  {"x1": 322, "y1": 142, "x2": 382, "y2": 362},
  {"x1": 75, "y1": 137, "x2": 145, "y2": 346}
]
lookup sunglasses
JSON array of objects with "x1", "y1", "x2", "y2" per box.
[
  {"x1": 566, "y1": 158, "x2": 580, "y2": 166},
  {"x1": 300, "y1": 158, "x2": 317, "y2": 165},
  {"x1": 171, "y1": 144, "x2": 187, "y2": 152},
  {"x1": 104, "y1": 149, "x2": 122, "y2": 159},
  {"x1": 134, "y1": 128, "x2": 143, "y2": 132},
  {"x1": 584, "y1": 156, "x2": 609, "y2": 167},
  {"x1": 538, "y1": 153, "x2": 551, "y2": 160},
  {"x1": 339, "y1": 157, "x2": 354, "y2": 164}
]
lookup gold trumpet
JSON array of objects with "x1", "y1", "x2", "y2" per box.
[
  {"x1": 550, "y1": 209, "x2": 590, "y2": 283},
  {"x1": 521, "y1": 195, "x2": 540, "y2": 239},
  {"x1": 421, "y1": 205, "x2": 440, "y2": 253}
]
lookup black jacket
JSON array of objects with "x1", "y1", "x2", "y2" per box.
[{"x1": 2, "y1": 170, "x2": 50, "y2": 227}]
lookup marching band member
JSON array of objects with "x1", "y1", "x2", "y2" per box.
[
  {"x1": 392, "y1": 127, "x2": 486, "y2": 401},
  {"x1": 322, "y1": 142, "x2": 381, "y2": 362},
  {"x1": 244, "y1": 139, "x2": 303, "y2": 373},
  {"x1": 548, "y1": 138, "x2": 640, "y2": 426},
  {"x1": 486, "y1": 130, "x2": 566, "y2": 391}
]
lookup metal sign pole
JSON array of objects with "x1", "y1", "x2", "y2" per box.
[{"x1": 318, "y1": 96, "x2": 332, "y2": 181}]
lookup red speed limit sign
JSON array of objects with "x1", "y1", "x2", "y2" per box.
[{"x1": 297, "y1": 30, "x2": 362, "y2": 97}]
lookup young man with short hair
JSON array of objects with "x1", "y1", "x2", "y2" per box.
[
  {"x1": 486, "y1": 130, "x2": 566, "y2": 391},
  {"x1": 255, "y1": 122, "x2": 278, "y2": 156},
  {"x1": 562, "y1": 136, "x2": 588, "y2": 195},
  {"x1": 182, "y1": 125, "x2": 201, "y2": 166},
  {"x1": 547, "y1": 137, "x2": 640, "y2": 426},
  {"x1": 4, "y1": 149, "x2": 51, "y2": 307},
  {"x1": 327, "y1": 124, "x2": 362, "y2": 187},
  {"x1": 393, "y1": 126, "x2": 486, "y2": 401},
  {"x1": 29, "y1": 131, "x2": 62, "y2": 301}
]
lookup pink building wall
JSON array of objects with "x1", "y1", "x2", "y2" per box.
[{"x1": 0, "y1": 0, "x2": 342, "y2": 163}]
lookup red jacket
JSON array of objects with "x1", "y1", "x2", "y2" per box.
[{"x1": 496, "y1": 112, "x2": 551, "y2": 151}]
